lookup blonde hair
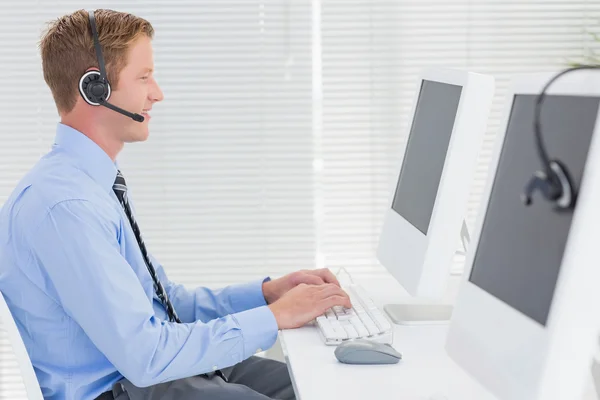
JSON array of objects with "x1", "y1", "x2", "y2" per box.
[{"x1": 39, "y1": 9, "x2": 154, "y2": 114}]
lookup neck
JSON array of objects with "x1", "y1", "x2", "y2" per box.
[{"x1": 60, "y1": 117, "x2": 123, "y2": 161}]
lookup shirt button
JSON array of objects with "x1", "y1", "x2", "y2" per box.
[
  {"x1": 212, "y1": 365, "x2": 218, "y2": 371},
  {"x1": 256, "y1": 348, "x2": 263, "y2": 353}
]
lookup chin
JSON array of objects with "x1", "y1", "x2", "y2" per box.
[
  {"x1": 139, "y1": 129, "x2": 150, "y2": 141},
  {"x1": 124, "y1": 129, "x2": 150, "y2": 143}
]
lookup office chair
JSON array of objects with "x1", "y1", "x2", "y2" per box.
[{"x1": 0, "y1": 291, "x2": 44, "y2": 400}]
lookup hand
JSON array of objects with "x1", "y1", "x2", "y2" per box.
[
  {"x1": 262, "y1": 268, "x2": 341, "y2": 304},
  {"x1": 268, "y1": 283, "x2": 352, "y2": 329}
]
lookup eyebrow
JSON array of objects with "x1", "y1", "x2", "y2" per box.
[{"x1": 140, "y1": 67, "x2": 154, "y2": 74}]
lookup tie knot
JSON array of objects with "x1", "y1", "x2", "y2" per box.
[{"x1": 113, "y1": 170, "x2": 128, "y2": 202}]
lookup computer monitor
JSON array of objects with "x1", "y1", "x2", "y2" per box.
[
  {"x1": 376, "y1": 68, "x2": 494, "y2": 324},
  {"x1": 445, "y1": 70, "x2": 600, "y2": 400}
]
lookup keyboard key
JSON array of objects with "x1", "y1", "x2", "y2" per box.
[
  {"x1": 330, "y1": 320, "x2": 348, "y2": 339},
  {"x1": 335, "y1": 307, "x2": 354, "y2": 320},
  {"x1": 365, "y1": 322, "x2": 380, "y2": 336},
  {"x1": 371, "y1": 313, "x2": 392, "y2": 331},
  {"x1": 343, "y1": 323, "x2": 359, "y2": 339},
  {"x1": 349, "y1": 316, "x2": 370, "y2": 337},
  {"x1": 364, "y1": 299, "x2": 379, "y2": 311},
  {"x1": 317, "y1": 317, "x2": 337, "y2": 338},
  {"x1": 352, "y1": 304, "x2": 365, "y2": 313},
  {"x1": 357, "y1": 313, "x2": 380, "y2": 335},
  {"x1": 332, "y1": 306, "x2": 347, "y2": 316}
]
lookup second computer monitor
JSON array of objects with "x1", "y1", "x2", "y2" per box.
[
  {"x1": 377, "y1": 68, "x2": 494, "y2": 300},
  {"x1": 446, "y1": 71, "x2": 600, "y2": 400}
]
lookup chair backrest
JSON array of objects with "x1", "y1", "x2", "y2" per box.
[{"x1": 0, "y1": 291, "x2": 44, "y2": 400}]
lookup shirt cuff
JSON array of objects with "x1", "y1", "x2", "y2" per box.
[
  {"x1": 232, "y1": 305, "x2": 279, "y2": 358},
  {"x1": 227, "y1": 277, "x2": 271, "y2": 312}
]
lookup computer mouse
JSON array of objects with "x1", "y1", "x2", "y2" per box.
[{"x1": 334, "y1": 339, "x2": 402, "y2": 365}]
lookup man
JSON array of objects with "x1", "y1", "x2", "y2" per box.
[{"x1": 0, "y1": 9, "x2": 351, "y2": 400}]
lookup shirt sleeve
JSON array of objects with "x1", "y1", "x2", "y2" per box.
[
  {"x1": 27, "y1": 199, "x2": 279, "y2": 387},
  {"x1": 150, "y1": 253, "x2": 273, "y2": 323}
]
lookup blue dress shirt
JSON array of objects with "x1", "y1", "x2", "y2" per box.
[{"x1": 0, "y1": 123, "x2": 279, "y2": 400}]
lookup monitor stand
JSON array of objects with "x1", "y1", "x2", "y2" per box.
[
  {"x1": 383, "y1": 303, "x2": 453, "y2": 325},
  {"x1": 381, "y1": 220, "x2": 470, "y2": 325}
]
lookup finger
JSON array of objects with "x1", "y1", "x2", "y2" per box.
[
  {"x1": 316, "y1": 283, "x2": 343, "y2": 296},
  {"x1": 323, "y1": 294, "x2": 352, "y2": 309},
  {"x1": 317, "y1": 284, "x2": 351, "y2": 303},
  {"x1": 312, "y1": 268, "x2": 341, "y2": 287},
  {"x1": 299, "y1": 274, "x2": 325, "y2": 286}
]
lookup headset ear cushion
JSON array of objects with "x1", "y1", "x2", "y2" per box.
[
  {"x1": 78, "y1": 70, "x2": 111, "y2": 105},
  {"x1": 549, "y1": 159, "x2": 575, "y2": 210}
]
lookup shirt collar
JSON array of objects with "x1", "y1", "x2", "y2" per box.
[{"x1": 53, "y1": 123, "x2": 118, "y2": 193}]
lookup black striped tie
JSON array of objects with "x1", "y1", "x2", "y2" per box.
[
  {"x1": 113, "y1": 170, "x2": 181, "y2": 323},
  {"x1": 113, "y1": 170, "x2": 227, "y2": 381}
]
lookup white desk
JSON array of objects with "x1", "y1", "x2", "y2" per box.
[{"x1": 278, "y1": 273, "x2": 498, "y2": 400}]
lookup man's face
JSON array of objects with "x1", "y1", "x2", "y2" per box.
[{"x1": 100, "y1": 35, "x2": 163, "y2": 143}]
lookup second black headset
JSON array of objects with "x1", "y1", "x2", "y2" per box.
[
  {"x1": 521, "y1": 65, "x2": 600, "y2": 211},
  {"x1": 78, "y1": 10, "x2": 145, "y2": 123}
]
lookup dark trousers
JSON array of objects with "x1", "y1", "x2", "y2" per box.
[{"x1": 105, "y1": 356, "x2": 296, "y2": 400}]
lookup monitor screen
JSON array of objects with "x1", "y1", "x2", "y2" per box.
[
  {"x1": 391, "y1": 80, "x2": 463, "y2": 234},
  {"x1": 468, "y1": 94, "x2": 600, "y2": 326}
]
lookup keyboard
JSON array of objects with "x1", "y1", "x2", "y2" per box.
[{"x1": 315, "y1": 283, "x2": 393, "y2": 345}]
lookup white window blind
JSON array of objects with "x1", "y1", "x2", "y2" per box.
[
  {"x1": 117, "y1": 1, "x2": 313, "y2": 289},
  {"x1": 0, "y1": 1, "x2": 598, "y2": 398},
  {"x1": 319, "y1": 0, "x2": 600, "y2": 279}
]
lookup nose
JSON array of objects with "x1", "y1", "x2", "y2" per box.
[{"x1": 149, "y1": 76, "x2": 164, "y2": 103}]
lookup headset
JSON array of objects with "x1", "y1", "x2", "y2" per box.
[
  {"x1": 521, "y1": 65, "x2": 600, "y2": 211},
  {"x1": 78, "y1": 10, "x2": 145, "y2": 123}
]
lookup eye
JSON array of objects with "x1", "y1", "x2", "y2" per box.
[{"x1": 140, "y1": 76, "x2": 149, "y2": 81}]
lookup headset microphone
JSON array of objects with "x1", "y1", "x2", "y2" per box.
[
  {"x1": 78, "y1": 10, "x2": 145, "y2": 123},
  {"x1": 521, "y1": 65, "x2": 600, "y2": 211}
]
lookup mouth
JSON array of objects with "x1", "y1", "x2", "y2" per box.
[{"x1": 141, "y1": 108, "x2": 152, "y2": 119}]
